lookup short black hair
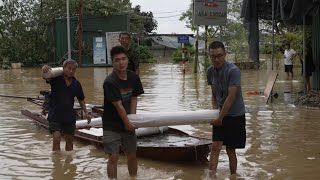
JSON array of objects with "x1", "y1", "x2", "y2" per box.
[
  {"x1": 209, "y1": 41, "x2": 225, "y2": 52},
  {"x1": 119, "y1": 32, "x2": 131, "y2": 39},
  {"x1": 110, "y1": 46, "x2": 128, "y2": 60}
]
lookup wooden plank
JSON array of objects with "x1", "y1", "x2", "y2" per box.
[{"x1": 264, "y1": 71, "x2": 278, "y2": 104}]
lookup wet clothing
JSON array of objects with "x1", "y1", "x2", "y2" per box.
[
  {"x1": 285, "y1": 65, "x2": 293, "y2": 73},
  {"x1": 49, "y1": 121, "x2": 76, "y2": 135},
  {"x1": 207, "y1": 61, "x2": 246, "y2": 149},
  {"x1": 284, "y1": 49, "x2": 296, "y2": 65},
  {"x1": 300, "y1": 50, "x2": 315, "y2": 78},
  {"x1": 206, "y1": 62, "x2": 245, "y2": 116},
  {"x1": 103, "y1": 130, "x2": 137, "y2": 154},
  {"x1": 47, "y1": 75, "x2": 85, "y2": 124},
  {"x1": 127, "y1": 48, "x2": 139, "y2": 72},
  {"x1": 211, "y1": 115, "x2": 246, "y2": 148},
  {"x1": 102, "y1": 71, "x2": 144, "y2": 132}
]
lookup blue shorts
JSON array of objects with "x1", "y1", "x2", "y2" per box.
[
  {"x1": 212, "y1": 114, "x2": 246, "y2": 149},
  {"x1": 103, "y1": 130, "x2": 137, "y2": 154}
]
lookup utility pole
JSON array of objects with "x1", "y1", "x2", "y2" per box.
[
  {"x1": 78, "y1": 0, "x2": 84, "y2": 66},
  {"x1": 194, "y1": 26, "x2": 199, "y2": 73},
  {"x1": 182, "y1": 43, "x2": 186, "y2": 75},
  {"x1": 66, "y1": 0, "x2": 71, "y2": 60},
  {"x1": 204, "y1": 25, "x2": 208, "y2": 69}
]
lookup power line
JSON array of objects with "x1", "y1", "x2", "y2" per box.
[
  {"x1": 154, "y1": 14, "x2": 182, "y2": 18},
  {"x1": 152, "y1": 10, "x2": 186, "y2": 14}
]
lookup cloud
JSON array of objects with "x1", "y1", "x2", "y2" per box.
[{"x1": 130, "y1": 0, "x2": 194, "y2": 34}]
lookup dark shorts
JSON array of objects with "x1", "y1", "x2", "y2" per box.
[
  {"x1": 285, "y1": 65, "x2": 293, "y2": 73},
  {"x1": 212, "y1": 114, "x2": 246, "y2": 149},
  {"x1": 48, "y1": 121, "x2": 76, "y2": 135},
  {"x1": 103, "y1": 130, "x2": 137, "y2": 154}
]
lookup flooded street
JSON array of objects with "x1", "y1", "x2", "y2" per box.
[{"x1": 0, "y1": 63, "x2": 320, "y2": 179}]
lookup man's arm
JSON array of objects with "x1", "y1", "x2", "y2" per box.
[
  {"x1": 211, "y1": 86, "x2": 237, "y2": 126},
  {"x1": 211, "y1": 86, "x2": 218, "y2": 109},
  {"x1": 79, "y1": 99, "x2": 91, "y2": 123},
  {"x1": 41, "y1": 65, "x2": 52, "y2": 81},
  {"x1": 135, "y1": 67, "x2": 140, "y2": 76},
  {"x1": 112, "y1": 100, "x2": 136, "y2": 131},
  {"x1": 130, "y1": 96, "x2": 138, "y2": 114}
]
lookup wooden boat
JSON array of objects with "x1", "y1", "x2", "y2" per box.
[{"x1": 21, "y1": 95, "x2": 212, "y2": 162}]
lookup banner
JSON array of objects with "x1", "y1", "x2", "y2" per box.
[
  {"x1": 193, "y1": 0, "x2": 227, "y2": 25},
  {"x1": 106, "y1": 32, "x2": 122, "y2": 64},
  {"x1": 93, "y1": 37, "x2": 107, "y2": 64}
]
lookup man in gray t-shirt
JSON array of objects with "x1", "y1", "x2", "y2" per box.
[{"x1": 206, "y1": 41, "x2": 246, "y2": 177}]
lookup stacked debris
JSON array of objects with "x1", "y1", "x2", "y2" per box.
[{"x1": 294, "y1": 90, "x2": 320, "y2": 108}]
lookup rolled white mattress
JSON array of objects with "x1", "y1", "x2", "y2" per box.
[
  {"x1": 135, "y1": 126, "x2": 169, "y2": 137},
  {"x1": 76, "y1": 109, "x2": 219, "y2": 128},
  {"x1": 77, "y1": 126, "x2": 169, "y2": 137},
  {"x1": 42, "y1": 67, "x2": 63, "y2": 79}
]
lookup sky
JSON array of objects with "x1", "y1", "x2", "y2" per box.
[{"x1": 130, "y1": 0, "x2": 194, "y2": 34}]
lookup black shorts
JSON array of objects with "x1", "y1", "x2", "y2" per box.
[
  {"x1": 285, "y1": 65, "x2": 293, "y2": 73},
  {"x1": 48, "y1": 121, "x2": 76, "y2": 135},
  {"x1": 212, "y1": 114, "x2": 246, "y2": 149}
]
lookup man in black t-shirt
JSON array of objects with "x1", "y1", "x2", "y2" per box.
[
  {"x1": 102, "y1": 46, "x2": 144, "y2": 179},
  {"x1": 119, "y1": 32, "x2": 140, "y2": 75}
]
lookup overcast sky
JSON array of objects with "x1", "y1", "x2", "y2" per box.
[{"x1": 130, "y1": 0, "x2": 194, "y2": 34}]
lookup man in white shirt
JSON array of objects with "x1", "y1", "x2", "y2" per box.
[{"x1": 283, "y1": 43, "x2": 296, "y2": 79}]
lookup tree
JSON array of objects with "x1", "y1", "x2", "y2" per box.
[
  {"x1": 179, "y1": 1, "x2": 197, "y2": 32},
  {"x1": 0, "y1": 0, "x2": 157, "y2": 66},
  {"x1": 129, "y1": 4, "x2": 157, "y2": 50},
  {"x1": 0, "y1": 0, "x2": 47, "y2": 65},
  {"x1": 179, "y1": 0, "x2": 248, "y2": 63}
]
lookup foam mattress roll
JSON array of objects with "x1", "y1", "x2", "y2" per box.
[
  {"x1": 42, "y1": 67, "x2": 63, "y2": 79},
  {"x1": 128, "y1": 109, "x2": 219, "y2": 128},
  {"x1": 76, "y1": 117, "x2": 102, "y2": 128},
  {"x1": 135, "y1": 127, "x2": 169, "y2": 137},
  {"x1": 75, "y1": 109, "x2": 220, "y2": 128}
]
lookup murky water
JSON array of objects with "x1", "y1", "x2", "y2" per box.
[{"x1": 0, "y1": 63, "x2": 319, "y2": 179}]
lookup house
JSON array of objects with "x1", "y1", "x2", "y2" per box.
[{"x1": 146, "y1": 34, "x2": 205, "y2": 61}]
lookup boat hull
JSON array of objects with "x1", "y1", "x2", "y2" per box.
[{"x1": 21, "y1": 109, "x2": 211, "y2": 162}]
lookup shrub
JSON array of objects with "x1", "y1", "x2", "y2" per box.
[{"x1": 172, "y1": 44, "x2": 195, "y2": 63}]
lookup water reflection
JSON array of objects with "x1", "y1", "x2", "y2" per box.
[
  {"x1": 0, "y1": 64, "x2": 320, "y2": 179},
  {"x1": 51, "y1": 154, "x2": 77, "y2": 179}
]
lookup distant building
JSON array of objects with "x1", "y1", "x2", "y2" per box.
[{"x1": 146, "y1": 34, "x2": 205, "y2": 61}]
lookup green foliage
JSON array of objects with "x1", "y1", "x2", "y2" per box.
[
  {"x1": 0, "y1": 0, "x2": 157, "y2": 66},
  {"x1": 0, "y1": 0, "x2": 47, "y2": 64},
  {"x1": 179, "y1": 1, "x2": 196, "y2": 32},
  {"x1": 281, "y1": 31, "x2": 303, "y2": 52},
  {"x1": 172, "y1": 44, "x2": 195, "y2": 63},
  {"x1": 136, "y1": 45, "x2": 155, "y2": 63},
  {"x1": 221, "y1": 22, "x2": 249, "y2": 62},
  {"x1": 131, "y1": 5, "x2": 157, "y2": 35},
  {"x1": 180, "y1": 0, "x2": 249, "y2": 64}
]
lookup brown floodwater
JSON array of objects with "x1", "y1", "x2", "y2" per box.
[{"x1": 0, "y1": 63, "x2": 319, "y2": 179}]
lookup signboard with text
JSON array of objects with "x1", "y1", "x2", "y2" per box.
[
  {"x1": 106, "y1": 32, "x2": 121, "y2": 64},
  {"x1": 93, "y1": 37, "x2": 107, "y2": 64},
  {"x1": 193, "y1": 0, "x2": 227, "y2": 25},
  {"x1": 177, "y1": 35, "x2": 190, "y2": 44}
]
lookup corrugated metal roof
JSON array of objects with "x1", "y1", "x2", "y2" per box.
[{"x1": 150, "y1": 36, "x2": 205, "y2": 50}]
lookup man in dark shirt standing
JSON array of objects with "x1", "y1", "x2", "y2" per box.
[
  {"x1": 119, "y1": 32, "x2": 140, "y2": 75},
  {"x1": 42, "y1": 60, "x2": 91, "y2": 152},
  {"x1": 102, "y1": 46, "x2": 144, "y2": 178}
]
